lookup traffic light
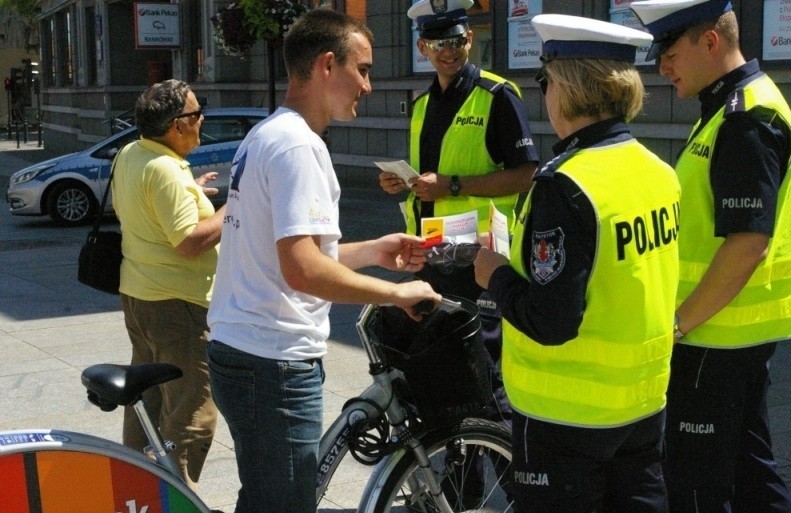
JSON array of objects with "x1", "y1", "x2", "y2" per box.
[
  {"x1": 8, "y1": 67, "x2": 23, "y2": 101},
  {"x1": 4, "y1": 76, "x2": 12, "y2": 92}
]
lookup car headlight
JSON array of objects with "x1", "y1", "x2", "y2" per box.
[{"x1": 10, "y1": 163, "x2": 55, "y2": 185}]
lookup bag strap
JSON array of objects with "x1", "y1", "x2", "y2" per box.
[{"x1": 90, "y1": 157, "x2": 117, "y2": 237}]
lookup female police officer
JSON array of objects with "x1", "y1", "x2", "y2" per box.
[{"x1": 474, "y1": 14, "x2": 681, "y2": 513}]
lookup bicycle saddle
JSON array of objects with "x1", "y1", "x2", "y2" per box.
[{"x1": 81, "y1": 363, "x2": 183, "y2": 411}]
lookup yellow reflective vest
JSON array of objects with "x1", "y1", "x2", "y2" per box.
[
  {"x1": 503, "y1": 139, "x2": 680, "y2": 427},
  {"x1": 406, "y1": 70, "x2": 521, "y2": 235},
  {"x1": 675, "y1": 74, "x2": 791, "y2": 347}
]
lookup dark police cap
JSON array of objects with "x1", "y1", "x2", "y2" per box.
[
  {"x1": 630, "y1": 0, "x2": 733, "y2": 61},
  {"x1": 408, "y1": 0, "x2": 474, "y2": 40}
]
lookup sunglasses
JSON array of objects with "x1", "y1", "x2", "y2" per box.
[
  {"x1": 172, "y1": 109, "x2": 203, "y2": 123},
  {"x1": 424, "y1": 242, "x2": 481, "y2": 274},
  {"x1": 535, "y1": 66, "x2": 548, "y2": 95},
  {"x1": 423, "y1": 36, "x2": 469, "y2": 52}
]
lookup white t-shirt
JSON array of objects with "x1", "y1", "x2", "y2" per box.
[{"x1": 208, "y1": 108, "x2": 341, "y2": 360}]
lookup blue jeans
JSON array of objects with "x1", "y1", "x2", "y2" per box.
[{"x1": 208, "y1": 340, "x2": 324, "y2": 513}]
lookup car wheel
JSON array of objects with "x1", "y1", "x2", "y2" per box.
[{"x1": 46, "y1": 181, "x2": 98, "y2": 226}]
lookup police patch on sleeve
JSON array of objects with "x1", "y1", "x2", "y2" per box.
[{"x1": 531, "y1": 228, "x2": 566, "y2": 284}]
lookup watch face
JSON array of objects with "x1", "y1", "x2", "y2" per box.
[{"x1": 450, "y1": 177, "x2": 460, "y2": 195}]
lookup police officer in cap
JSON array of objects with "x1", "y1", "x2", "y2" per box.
[
  {"x1": 630, "y1": 1, "x2": 791, "y2": 511},
  {"x1": 474, "y1": 13, "x2": 680, "y2": 513},
  {"x1": 379, "y1": 0, "x2": 538, "y2": 302}
]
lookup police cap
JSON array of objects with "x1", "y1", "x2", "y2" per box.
[
  {"x1": 630, "y1": 0, "x2": 733, "y2": 61},
  {"x1": 531, "y1": 14, "x2": 653, "y2": 64},
  {"x1": 408, "y1": 0, "x2": 474, "y2": 40}
]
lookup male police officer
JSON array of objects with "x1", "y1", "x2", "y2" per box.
[
  {"x1": 380, "y1": 0, "x2": 539, "y2": 302},
  {"x1": 630, "y1": 1, "x2": 791, "y2": 512}
]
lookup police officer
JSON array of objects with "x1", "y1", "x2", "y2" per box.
[
  {"x1": 474, "y1": 14, "x2": 680, "y2": 513},
  {"x1": 630, "y1": 1, "x2": 791, "y2": 511},
  {"x1": 380, "y1": 0, "x2": 539, "y2": 303}
]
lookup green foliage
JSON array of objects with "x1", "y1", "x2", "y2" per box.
[
  {"x1": 0, "y1": 0, "x2": 39, "y2": 21},
  {"x1": 238, "y1": 0, "x2": 307, "y2": 43}
]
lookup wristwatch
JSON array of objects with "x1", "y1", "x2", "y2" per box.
[
  {"x1": 449, "y1": 175, "x2": 461, "y2": 197},
  {"x1": 673, "y1": 314, "x2": 685, "y2": 341}
]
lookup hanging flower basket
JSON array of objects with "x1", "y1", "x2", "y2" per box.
[
  {"x1": 211, "y1": 4, "x2": 257, "y2": 57},
  {"x1": 240, "y1": 0, "x2": 308, "y2": 44},
  {"x1": 211, "y1": 0, "x2": 307, "y2": 58}
]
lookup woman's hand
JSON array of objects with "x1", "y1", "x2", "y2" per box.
[{"x1": 474, "y1": 247, "x2": 509, "y2": 289}]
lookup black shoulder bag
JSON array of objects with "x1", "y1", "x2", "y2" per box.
[{"x1": 77, "y1": 162, "x2": 122, "y2": 294}]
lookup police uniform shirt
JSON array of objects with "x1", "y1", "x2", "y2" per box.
[
  {"x1": 486, "y1": 119, "x2": 632, "y2": 344},
  {"x1": 696, "y1": 59, "x2": 789, "y2": 238},
  {"x1": 417, "y1": 62, "x2": 539, "y2": 221}
]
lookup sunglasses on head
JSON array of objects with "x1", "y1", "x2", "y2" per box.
[{"x1": 423, "y1": 36, "x2": 468, "y2": 52}]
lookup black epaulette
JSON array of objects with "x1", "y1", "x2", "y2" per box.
[
  {"x1": 476, "y1": 74, "x2": 505, "y2": 95},
  {"x1": 533, "y1": 148, "x2": 580, "y2": 182},
  {"x1": 724, "y1": 89, "x2": 746, "y2": 117}
]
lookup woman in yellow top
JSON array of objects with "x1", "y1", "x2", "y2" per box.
[{"x1": 474, "y1": 14, "x2": 680, "y2": 513}]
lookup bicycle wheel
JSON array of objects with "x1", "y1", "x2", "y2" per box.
[
  {"x1": 0, "y1": 429, "x2": 210, "y2": 513},
  {"x1": 359, "y1": 418, "x2": 513, "y2": 513}
]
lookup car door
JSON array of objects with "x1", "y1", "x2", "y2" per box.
[{"x1": 188, "y1": 114, "x2": 264, "y2": 204}]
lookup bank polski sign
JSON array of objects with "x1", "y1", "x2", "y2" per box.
[{"x1": 134, "y1": 3, "x2": 180, "y2": 49}]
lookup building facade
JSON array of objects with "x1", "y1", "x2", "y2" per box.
[{"x1": 33, "y1": 0, "x2": 790, "y2": 185}]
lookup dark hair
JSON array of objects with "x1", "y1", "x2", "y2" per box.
[
  {"x1": 134, "y1": 79, "x2": 190, "y2": 138},
  {"x1": 283, "y1": 9, "x2": 373, "y2": 81}
]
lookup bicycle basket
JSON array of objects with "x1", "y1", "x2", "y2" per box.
[{"x1": 367, "y1": 296, "x2": 492, "y2": 428}]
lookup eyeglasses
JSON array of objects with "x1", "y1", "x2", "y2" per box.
[
  {"x1": 422, "y1": 36, "x2": 468, "y2": 52},
  {"x1": 172, "y1": 109, "x2": 203, "y2": 123},
  {"x1": 535, "y1": 66, "x2": 548, "y2": 95}
]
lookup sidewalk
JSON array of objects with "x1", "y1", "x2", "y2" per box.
[{"x1": 1, "y1": 142, "x2": 789, "y2": 511}]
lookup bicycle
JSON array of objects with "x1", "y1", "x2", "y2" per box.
[{"x1": 0, "y1": 293, "x2": 512, "y2": 513}]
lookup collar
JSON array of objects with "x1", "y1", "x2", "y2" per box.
[
  {"x1": 552, "y1": 117, "x2": 631, "y2": 155},
  {"x1": 138, "y1": 138, "x2": 190, "y2": 168},
  {"x1": 429, "y1": 62, "x2": 477, "y2": 96},
  {"x1": 698, "y1": 59, "x2": 761, "y2": 119}
]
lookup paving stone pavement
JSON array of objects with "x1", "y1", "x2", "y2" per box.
[{"x1": 1, "y1": 139, "x2": 789, "y2": 512}]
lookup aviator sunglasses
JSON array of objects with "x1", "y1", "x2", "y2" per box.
[
  {"x1": 422, "y1": 36, "x2": 469, "y2": 52},
  {"x1": 535, "y1": 65, "x2": 549, "y2": 95}
]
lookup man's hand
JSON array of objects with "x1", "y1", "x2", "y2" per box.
[
  {"x1": 473, "y1": 247, "x2": 510, "y2": 289},
  {"x1": 391, "y1": 280, "x2": 442, "y2": 322},
  {"x1": 379, "y1": 171, "x2": 410, "y2": 194},
  {"x1": 195, "y1": 171, "x2": 219, "y2": 196},
  {"x1": 413, "y1": 172, "x2": 449, "y2": 201},
  {"x1": 372, "y1": 233, "x2": 427, "y2": 273}
]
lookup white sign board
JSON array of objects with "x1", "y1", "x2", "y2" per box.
[
  {"x1": 609, "y1": 2, "x2": 652, "y2": 65},
  {"x1": 134, "y1": 3, "x2": 180, "y2": 49},
  {"x1": 763, "y1": 0, "x2": 791, "y2": 61},
  {"x1": 507, "y1": 0, "x2": 543, "y2": 70}
]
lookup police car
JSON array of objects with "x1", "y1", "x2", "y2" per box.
[{"x1": 6, "y1": 107, "x2": 267, "y2": 226}]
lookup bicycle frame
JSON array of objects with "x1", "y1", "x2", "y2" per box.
[{"x1": 317, "y1": 300, "x2": 461, "y2": 512}]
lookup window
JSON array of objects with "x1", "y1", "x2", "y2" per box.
[
  {"x1": 200, "y1": 116, "x2": 264, "y2": 145},
  {"x1": 42, "y1": 8, "x2": 75, "y2": 87}
]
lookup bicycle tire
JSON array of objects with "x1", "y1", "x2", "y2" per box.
[
  {"x1": 0, "y1": 429, "x2": 211, "y2": 513},
  {"x1": 358, "y1": 418, "x2": 513, "y2": 513}
]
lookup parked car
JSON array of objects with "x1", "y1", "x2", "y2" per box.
[{"x1": 6, "y1": 107, "x2": 268, "y2": 227}]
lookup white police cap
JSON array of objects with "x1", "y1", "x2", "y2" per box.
[
  {"x1": 531, "y1": 14, "x2": 653, "y2": 63},
  {"x1": 408, "y1": 0, "x2": 474, "y2": 40},
  {"x1": 630, "y1": 0, "x2": 733, "y2": 60}
]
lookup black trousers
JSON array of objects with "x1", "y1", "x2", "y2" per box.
[
  {"x1": 510, "y1": 411, "x2": 668, "y2": 513},
  {"x1": 665, "y1": 342, "x2": 791, "y2": 513}
]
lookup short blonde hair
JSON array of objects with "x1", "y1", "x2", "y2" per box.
[{"x1": 546, "y1": 58, "x2": 645, "y2": 122}]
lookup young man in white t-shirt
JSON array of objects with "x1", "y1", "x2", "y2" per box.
[{"x1": 206, "y1": 10, "x2": 440, "y2": 513}]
